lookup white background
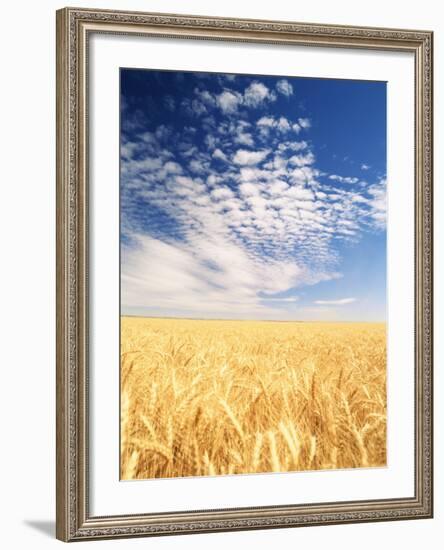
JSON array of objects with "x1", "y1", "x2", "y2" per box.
[
  {"x1": 90, "y1": 34, "x2": 415, "y2": 515},
  {"x1": 0, "y1": 0, "x2": 441, "y2": 548}
]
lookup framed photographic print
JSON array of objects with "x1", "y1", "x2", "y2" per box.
[{"x1": 56, "y1": 7, "x2": 433, "y2": 542}]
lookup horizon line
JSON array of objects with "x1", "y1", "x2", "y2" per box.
[{"x1": 120, "y1": 314, "x2": 386, "y2": 323}]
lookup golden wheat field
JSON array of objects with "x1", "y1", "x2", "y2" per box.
[{"x1": 120, "y1": 316, "x2": 386, "y2": 480}]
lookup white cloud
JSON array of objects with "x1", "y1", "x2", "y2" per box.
[
  {"x1": 179, "y1": 144, "x2": 198, "y2": 158},
  {"x1": 244, "y1": 81, "x2": 276, "y2": 107},
  {"x1": 120, "y1": 141, "x2": 138, "y2": 160},
  {"x1": 277, "y1": 117, "x2": 291, "y2": 132},
  {"x1": 314, "y1": 298, "x2": 356, "y2": 305},
  {"x1": 172, "y1": 176, "x2": 206, "y2": 198},
  {"x1": 276, "y1": 79, "x2": 294, "y2": 97},
  {"x1": 195, "y1": 88, "x2": 216, "y2": 107},
  {"x1": 235, "y1": 132, "x2": 254, "y2": 146},
  {"x1": 238, "y1": 167, "x2": 270, "y2": 183},
  {"x1": 257, "y1": 116, "x2": 275, "y2": 128},
  {"x1": 239, "y1": 182, "x2": 261, "y2": 197},
  {"x1": 220, "y1": 120, "x2": 256, "y2": 147},
  {"x1": 164, "y1": 161, "x2": 183, "y2": 174},
  {"x1": 188, "y1": 99, "x2": 207, "y2": 116},
  {"x1": 205, "y1": 134, "x2": 219, "y2": 150},
  {"x1": 207, "y1": 174, "x2": 223, "y2": 187},
  {"x1": 367, "y1": 178, "x2": 387, "y2": 228},
  {"x1": 233, "y1": 149, "x2": 270, "y2": 166},
  {"x1": 289, "y1": 152, "x2": 316, "y2": 167},
  {"x1": 278, "y1": 141, "x2": 308, "y2": 152},
  {"x1": 196, "y1": 80, "x2": 278, "y2": 116},
  {"x1": 257, "y1": 115, "x2": 298, "y2": 134},
  {"x1": 122, "y1": 233, "x2": 306, "y2": 318},
  {"x1": 122, "y1": 156, "x2": 163, "y2": 174},
  {"x1": 268, "y1": 180, "x2": 289, "y2": 196},
  {"x1": 189, "y1": 159, "x2": 208, "y2": 174},
  {"x1": 361, "y1": 163, "x2": 371, "y2": 170},
  {"x1": 328, "y1": 174, "x2": 359, "y2": 184},
  {"x1": 212, "y1": 148, "x2": 228, "y2": 162},
  {"x1": 211, "y1": 186, "x2": 235, "y2": 201},
  {"x1": 298, "y1": 118, "x2": 311, "y2": 129},
  {"x1": 262, "y1": 296, "x2": 299, "y2": 303},
  {"x1": 217, "y1": 90, "x2": 242, "y2": 114}
]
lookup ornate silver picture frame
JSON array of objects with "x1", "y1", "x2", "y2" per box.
[{"x1": 56, "y1": 7, "x2": 433, "y2": 542}]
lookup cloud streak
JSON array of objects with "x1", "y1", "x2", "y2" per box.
[{"x1": 314, "y1": 298, "x2": 357, "y2": 305}]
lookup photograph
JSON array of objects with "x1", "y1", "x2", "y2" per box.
[
  {"x1": 119, "y1": 68, "x2": 388, "y2": 481},
  {"x1": 54, "y1": 6, "x2": 432, "y2": 541}
]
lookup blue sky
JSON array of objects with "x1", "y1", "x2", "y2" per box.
[{"x1": 120, "y1": 69, "x2": 386, "y2": 321}]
